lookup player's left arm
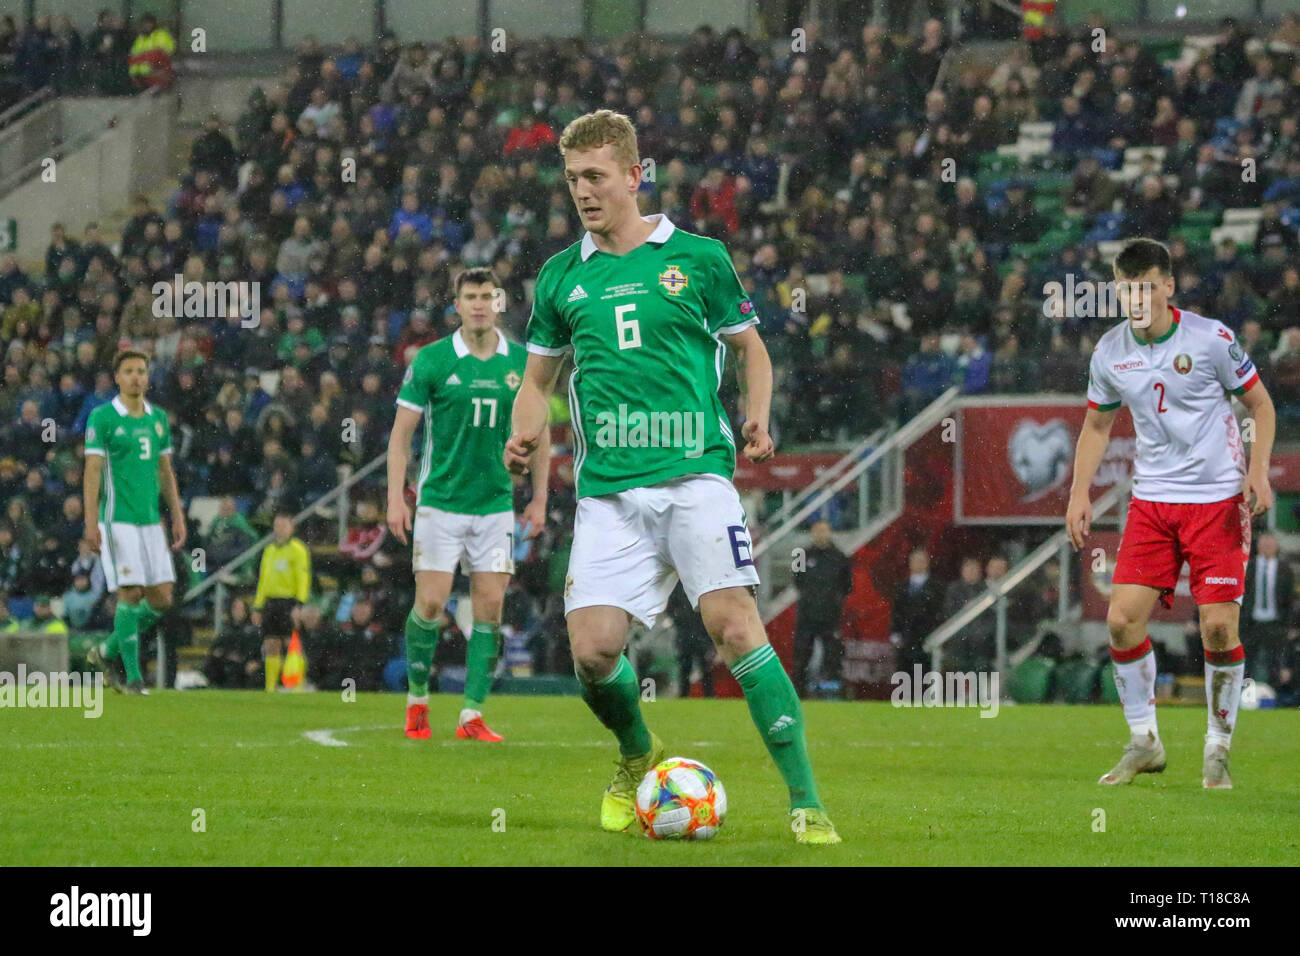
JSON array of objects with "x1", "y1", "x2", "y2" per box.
[
  {"x1": 1238, "y1": 380, "x2": 1276, "y2": 516},
  {"x1": 720, "y1": 325, "x2": 774, "y2": 463},
  {"x1": 157, "y1": 447, "x2": 187, "y2": 552}
]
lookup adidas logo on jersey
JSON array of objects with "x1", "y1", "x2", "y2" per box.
[
  {"x1": 567, "y1": 285, "x2": 587, "y2": 302},
  {"x1": 445, "y1": 373, "x2": 461, "y2": 385}
]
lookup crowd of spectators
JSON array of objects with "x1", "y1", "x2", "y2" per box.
[
  {"x1": 3, "y1": 14, "x2": 1300, "y2": 683},
  {"x1": 0, "y1": 10, "x2": 175, "y2": 107}
]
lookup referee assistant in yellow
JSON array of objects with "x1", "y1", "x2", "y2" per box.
[{"x1": 252, "y1": 513, "x2": 312, "y2": 692}]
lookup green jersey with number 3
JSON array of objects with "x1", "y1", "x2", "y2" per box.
[
  {"x1": 526, "y1": 215, "x2": 758, "y2": 499},
  {"x1": 84, "y1": 396, "x2": 173, "y2": 525},
  {"x1": 397, "y1": 328, "x2": 527, "y2": 514}
]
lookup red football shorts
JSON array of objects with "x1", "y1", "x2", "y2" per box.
[{"x1": 1112, "y1": 493, "x2": 1251, "y2": 607}]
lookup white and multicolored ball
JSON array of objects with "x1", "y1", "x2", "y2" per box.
[{"x1": 635, "y1": 757, "x2": 726, "y2": 840}]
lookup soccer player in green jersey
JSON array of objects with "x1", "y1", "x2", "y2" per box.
[
  {"x1": 387, "y1": 267, "x2": 550, "y2": 741},
  {"x1": 83, "y1": 350, "x2": 187, "y2": 694},
  {"x1": 506, "y1": 111, "x2": 840, "y2": 845}
]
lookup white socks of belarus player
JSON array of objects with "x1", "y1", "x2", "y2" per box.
[
  {"x1": 1111, "y1": 636, "x2": 1159, "y2": 743},
  {"x1": 1204, "y1": 645, "x2": 1245, "y2": 752}
]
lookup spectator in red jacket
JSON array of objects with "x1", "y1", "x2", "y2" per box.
[
  {"x1": 689, "y1": 165, "x2": 739, "y2": 236},
  {"x1": 503, "y1": 109, "x2": 558, "y2": 157},
  {"x1": 340, "y1": 499, "x2": 387, "y2": 564}
]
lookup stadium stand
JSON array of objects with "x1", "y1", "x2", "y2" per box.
[{"x1": 1, "y1": 7, "x2": 1298, "y2": 693}]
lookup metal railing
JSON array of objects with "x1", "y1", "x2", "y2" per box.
[
  {"x1": 755, "y1": 387, "x2": 961, "y2": 619},
  {"x1": 923, "y1": 479, "x2": 1132, "y2": 677},
  {"x1": 181, "y1": 450, "x2": 388, "y2": 638},
  {"x1": 758, "y1": 425, "x2": 889, "y2": 531}
]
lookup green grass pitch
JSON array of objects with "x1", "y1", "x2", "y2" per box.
[{"x1": 3, "y1": 692, "x2": 1298, "y2": 866}]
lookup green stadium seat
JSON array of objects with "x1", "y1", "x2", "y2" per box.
[
  {"x1": 842, "y1": 273, "x2": 866, "y2": 295},
  {"x1": 1099, "y1": 661, "x2": 1120, "y2": 704},
  {"x1": 1051, "y1": 657, "x2": 1100, "y2": 704},
  {"x1": 1181, "y1": 209, "x2": 1220, "y2": 228},
  {"x1": 1170, "y1": 225, "x2": 1212, "y2": 246},
  {"x1": 1009, "y1": 657, "x2": 1055, "y2": 704},
  {"x1": 1035, "y1": 195, "x2": 1065, "y2": 216}
]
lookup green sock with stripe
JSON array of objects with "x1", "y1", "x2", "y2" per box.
[
  {"x1": 579, "y1": 655, "x2": 653, "y2": 758},
  {"x1": 404, "y1": 610, "x2": 441, "y2": 698},
  {"x1": 731, "y1": 644, "x2": 822, "y2": 811},
  {"x1": 464, "y1": 621, "x2": 501, "y2": 710},
  {"x1": 113, "y1": 601, "x2": 144, "y2": 683}
]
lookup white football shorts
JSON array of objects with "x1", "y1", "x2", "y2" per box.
[
  {"x1": 564, "y1": 473, "x2": 759, "y2": 627},
  {"x1": 413, "y1": 506, "x2": 516, "y2": 575},
  {"x1": 100, "y1": 521, "x2": 175, "y2": 591}
]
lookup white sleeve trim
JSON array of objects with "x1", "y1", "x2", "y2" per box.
[
  {"x1": 395, "y1": 398, "x2": 424, "y2": 413},
  {"x1": 715, "y1": 318, "x2": 759, "y2": 338},
  {"x1": 84, "y1": 448, "x2": 105, "y2": 457},
  {"x1": 158, "y1": 448, "x2": 173, "y2": 455},
  {"x1": 527, "y1": 342, "x2": 570, "y2": 357}
]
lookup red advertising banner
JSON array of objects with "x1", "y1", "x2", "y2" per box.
[
  {"x1": 733, "y1": 453, "x2": 845, "y2": 491},
  {"x1": 1079, "y1": 531, "x2": 1197, "y2": 621},
  {"x1": 957, "y1": 399, "x2": 1137, "y2": 524},
  {"x1": 957, "y1": 397, "x2": 1294, "y2": 523}
]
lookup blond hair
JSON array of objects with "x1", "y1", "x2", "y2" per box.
[{"x1": 558, "y1": 110, "x2": 639, "y2": 169}]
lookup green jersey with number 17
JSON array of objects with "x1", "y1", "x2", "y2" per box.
[
  {"x1": 84, "y1": 396, "x2": 173, "y2": 525},
  {"x1": 526, "y1": 214, "x2": 758, "y2": 499},
  {"x1": 397, "y1": 328, "x2": 527, "y2": 514}
]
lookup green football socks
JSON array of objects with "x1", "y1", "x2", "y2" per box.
[
  {"x1": 579, "y1": 655, "x2": 653, "y2": 758},
  {"x1": 464, "y1": 621, "x2": 500, "y2": 710},
  {"x1": 110, "y1": 601, "x2": 144, "y2": 684},
  {"x1": 404, "y1": 609, "x2": 441, "y2": 698},
  {"x1": 731, "y1": 644, "x2": 823, "y2": 811}
]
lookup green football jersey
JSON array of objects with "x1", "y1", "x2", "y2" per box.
[
  {"x1": 526, "y1": 214, "x2": 758, "y2": 499},
  {"x1": 397, "y1": 328, "x2": 527, "y2": 515},
  {"x1": 84, "y1": 396, "x2": 173, "y2": 525}
]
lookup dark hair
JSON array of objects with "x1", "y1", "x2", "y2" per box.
[
  {"x1": 1114, "y1": 238, "x2": 1172, "y2": 279},
  {"x1": 112, "y1": 349, "x2": 149, "y2": 373},
  {"x1": 454, "y1": 267, "x2": 496, "y2": 296}
]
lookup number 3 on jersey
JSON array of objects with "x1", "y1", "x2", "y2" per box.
[{"x1": 615, "y1": 303, "x2": 641, "y2": 350}]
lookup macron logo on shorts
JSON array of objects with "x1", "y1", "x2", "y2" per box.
[{"x1": 1204, "y1": 576, "x2": 1238, "y2": 584}]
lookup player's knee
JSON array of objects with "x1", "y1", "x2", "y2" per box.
[
  {"x1": 149, "y1": 592, "x2": 173, "y2": 611},
  {"x1": 414, "y1": 595, "x2": 444, "y2": 620},
  {"x1": 471, "y1": 597, "x2": 503, "y2": 623},
  {"x1": 572, "y1": 644, "x2": 620, "y2": 683},
  {"x1": 1106, "y1": 606, "x2": 1143, "y2": 640},
  {"x1": 1201, "y1": 618, "x2": 1234, "y2": 650},
  {"x1": 703, "y1": 612, "x2": 752, "y2": 657}
]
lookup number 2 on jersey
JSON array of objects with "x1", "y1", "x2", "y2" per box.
[{"x1": 1153, "y1": 381, "x2": 1167, "y2": 413}]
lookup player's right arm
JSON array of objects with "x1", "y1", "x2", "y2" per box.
[
  {"x1": 506, "y1": 352, "x2": 563, "y2": 475},
  {"x1": 83, "y1": 453, "x2": 103, "y2": 552},
  {"x1": 386, "y1": 405, "x2": 422, "y2": 545},
  {"x1": 1067, "y1": 405, "x2": 1118, "y2": 550}
]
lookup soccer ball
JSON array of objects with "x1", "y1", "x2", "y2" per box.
[{"x1": 635, "y1": 757, "x2": 726, "y2": 840}]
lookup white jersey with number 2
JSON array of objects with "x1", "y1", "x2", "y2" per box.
[{"x1": 1086, "y1": 307, "x2": 1259, "y2": 503}]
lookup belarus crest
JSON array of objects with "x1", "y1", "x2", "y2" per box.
[{"x1": 1173, "y1": 354, "x2": 1193, "y2": 374}]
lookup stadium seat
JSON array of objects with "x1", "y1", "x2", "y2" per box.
[
  {"x1": 1051, "y1": 657, "x2": 1100, "y2": 704},
  {"x1": 1180, "y1": 209, "x2": 1220, "y2": 227},
  {"x1": 1008, "y1": 657, "x2": 1055, "y2": 704},
  {"x1": 1221, "y1": 207, "x2": 1264, "y2": 226},
  {"x1": 1019, "y1": 121, "x2": 1055, "y2": 142},
  {"x1": 1211, "y1": 223, "x2": 1258, "y2": 246}
]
